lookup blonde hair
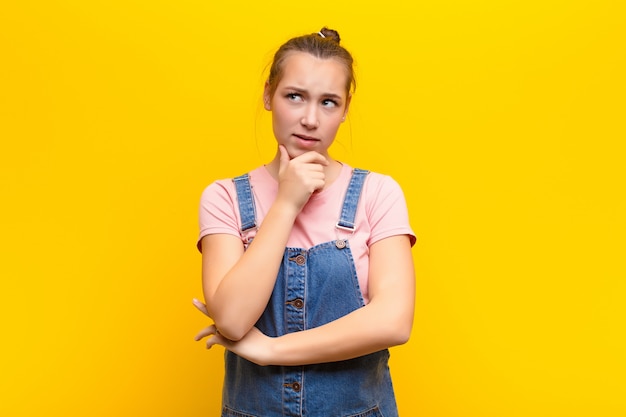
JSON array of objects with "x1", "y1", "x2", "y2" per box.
[{"x1": 266, "y1": 27, "x2": 356, "y2": 98}]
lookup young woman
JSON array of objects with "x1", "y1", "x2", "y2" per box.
[{"x1": 194, "y1": 27, "x2": 416, "y2": 417}]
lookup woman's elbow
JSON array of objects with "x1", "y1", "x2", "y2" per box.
[
  {"x1": 203, "y1": 299, "x2": 246, "y2": 341},
  {"x1": 213, "y1": 320, "x2": 247, "y2": 342},
  {"x1": 388, "y1": 324, "x2": 412, "y2": 346},
  {"x1": 384, "y1": 314, "x2": 413, "y2": 346},
  {"x1": 395, "y1": 326, "x2": 412, "y2": 346},
  {"x1": 209, "y1": 309, "x2": 250, "y2": 341}
]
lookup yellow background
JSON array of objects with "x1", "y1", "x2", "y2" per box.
[{"x1": 1, "y1": 1, "x2": 624, "y2": 416}]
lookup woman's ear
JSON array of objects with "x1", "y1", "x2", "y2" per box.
[
  {"x1": 342, "y1": 94, "x2": 352, "y2": 122},
  {"x1": 263, "y1": 82, "x2": 272, "y2": 111}
]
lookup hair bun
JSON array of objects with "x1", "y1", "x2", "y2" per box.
[{"x1": 319, "y1": 27, "x2": 341, "y2": 44}]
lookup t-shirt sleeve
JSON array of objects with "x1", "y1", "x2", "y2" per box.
[
  {"x1": 197, "y1": 180, "x2": 241, "y2": 252},
  {"x1": 364, "y1": 174, "x2": 416, "y2": 247}
]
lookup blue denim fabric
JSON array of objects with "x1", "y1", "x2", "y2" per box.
[
  {"x1": 233, "y1": 174, "x2": 257, "y2": 233},
  {"x1": 223, "y1": 169, "x2": 398, "y2": 417}
]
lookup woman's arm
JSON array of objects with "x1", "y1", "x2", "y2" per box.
[
  {"x1": 273, "y1": 234, "x2": 415, "y2": 364},
  {"x1": 196, "y1": 234, "x2": 415, "y2": 365},
  {"x1": 201, "y1": 147, "x2": 328, "y2": 341}
]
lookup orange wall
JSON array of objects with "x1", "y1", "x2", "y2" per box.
[{"x1": 1, "y1": 1, "x2": 625, "y2": 416}]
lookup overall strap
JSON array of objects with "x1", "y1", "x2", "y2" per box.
[
  {"x1": 336, "y1": 168, "x2": 370, "y2": 232},
  {"x1": 233, "y1": 174, "x2": 257, "y2": 240}
]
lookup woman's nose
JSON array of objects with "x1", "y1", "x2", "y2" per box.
[{"x1": 300, "y1": 104, "x2": 320, "y2": 128}]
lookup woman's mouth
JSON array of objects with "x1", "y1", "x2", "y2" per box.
[{"x1": 294, "y1": 134, "x2": 320, "y2": 142}]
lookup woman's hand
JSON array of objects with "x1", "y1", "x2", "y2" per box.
[
  {"x1": 193, "y1": 298, "x2": 274, "y2": 366},
  {"x1": 276, "y1": 145, "x2": 328, "y2": 212},
  {"x1": 192, "y1": 297, "x2": 210, "y2": 317}
]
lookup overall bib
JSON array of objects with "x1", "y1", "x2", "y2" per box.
[{"x1": 224, "y1": 169, "x2": 398, "y2": 417}]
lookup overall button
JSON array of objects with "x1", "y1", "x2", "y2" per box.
[
  {"x1": 294, "y1": 254, "x2": 305, "y2": 265},
  {"x1": 293, "y1": 299, "x2": 304, "y2": 309},
  {"x1": 283, "y1": 382, "x2": 301, "y2": 392},
  {"x1": 335, "y1": 239, "x2": 347, "y2": 249}
]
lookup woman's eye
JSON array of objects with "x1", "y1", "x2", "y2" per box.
[
  {"x1": 287, "y1": 93, "x2": 303, "y2": 102},
  {"x1": 322, "y1": 99, "x2": 338, "y2": 108}
]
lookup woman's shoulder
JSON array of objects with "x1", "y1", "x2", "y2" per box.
[
  {"x1": 200, "y1": 177, "x2": 235, "y2": 201},
  {"x1": 330, "y1": 164, "x2": 404, "y2": 199},
  {"x1": 355, "y1": 168, "x2": 404, "y2": 193},
  {"x1": 201, "y1": 166, "x2": 269, "y2": 194},
  {"x1": 355, "y1": 168, "x2": 409, "y2": 212},
  {"x1": 200, "y1": 166, "x2": 277, "y2": 214}
]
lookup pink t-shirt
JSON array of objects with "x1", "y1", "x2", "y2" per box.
[{"x1": 198, "y1": 163, "x2": 415, "y2": 304}]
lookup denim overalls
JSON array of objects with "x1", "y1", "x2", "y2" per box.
[{"x1": 224, "y1": 168, "x2": 398, "y2": 417}]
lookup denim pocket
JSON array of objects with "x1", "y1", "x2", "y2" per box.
[{"x1": 345, "y1": 405, "x2": 385, "y2": 417}]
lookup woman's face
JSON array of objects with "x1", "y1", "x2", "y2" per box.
[{"x1": 265, "y1": 52, "x2": 351, "y2": 159}]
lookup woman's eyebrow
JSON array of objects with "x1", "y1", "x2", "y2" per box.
[
  {"x1": 282, "y1": 86, "x2": 343, "y2": 100},
  {"x1": 321, "y1": 93, "x2": 343, "y2": 101},
  {"x1": 282, "y1": 86, "x2": 307, "y2": 93}
]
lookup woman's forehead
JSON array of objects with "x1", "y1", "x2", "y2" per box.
[{"x1": 278, "y1": 52, "x2": 349, "y2": 94}]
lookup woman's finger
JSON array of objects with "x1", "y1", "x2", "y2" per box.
[
  {"x1": 192, "y1": 298, "x2": 210, "y2": 316},
  {"x1": 205, "y1": 332, "x2": 227, "y2": 350},
  {"x1": 194, "y1": 324, "x2": 217, "y2": 341}
]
